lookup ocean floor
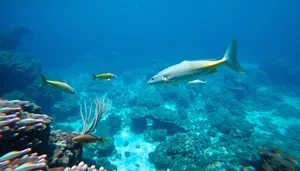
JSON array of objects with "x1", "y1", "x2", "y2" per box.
[{"x1": 108, "y1": 127, "x2": 159, "y2": 171}]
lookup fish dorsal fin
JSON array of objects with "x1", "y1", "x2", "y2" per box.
[
  {"x1": 201, "y1": 58, "x2": 216, "y2": 61},
  {"x1": 182, "y1": 58, "x2": 216, "y2": 63},
  {"x1": 86, "y1": 133, "x2": 98, "y2": 138},
  {"x1": 99, "y1": 72, "x2": 111, "y2": 75}
]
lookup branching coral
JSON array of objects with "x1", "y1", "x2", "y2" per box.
[
  {"x1": 0, "y1": 99, "x2": 114, "y2": 170},
  {"x1": 79, "y1": 96, "x2": 110, "y2": 134}
]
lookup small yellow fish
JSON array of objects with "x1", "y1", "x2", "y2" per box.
[
  {"x1": 72, "y1": 134, "x2": 106, "y2": 144},
  {"x1": 39, "y1": 73, "x2": 76, "y2": 94},
  {"x1": 92, "y1": 72, "x2": 117, "y2": 81}
]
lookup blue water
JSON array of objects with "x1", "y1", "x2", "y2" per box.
[
  {"x1": 1, "y1": 0, "x2": 300, "y2": 170},
  {"x1": 2, "y1": 0, "x2": 300, "y2": 70}
]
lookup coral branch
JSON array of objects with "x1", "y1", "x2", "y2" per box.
[{"x1": 79, "y1": 97, "x2": 110, "y2": 134}]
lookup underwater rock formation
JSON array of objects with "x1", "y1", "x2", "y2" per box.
[
  {"x1": 0, "y1": 25, "x2": 31, "y2": 51},
  {"x1": 91, "y1": 157, "x2": 117, "y2": 171},
  {"x1": 149, "y1": 132, "x2": 208, "y2": 170},
  {"x1": 158, "y1": 87, "x2": 192, "y2": 108},
  {"x1": 144, "y1": 128, "x2": 167, "y2": 143},
  {"x1": 257, "y1": 145, "x2": 300, "y2": 171},
  {"x1": 51, "y1": 95, "x2": 80, "y2": 122},
  {"x1": 86, "y1": 135, "x2": 116, "y2": 158},
  {"x1": 0, "y1": 99, "x2": 52, "y2": 155},
  {"x1": 0, "y1": 51, "x2": 40, "y2": 96},
  {"x1": 96, "y1": 113, "x2": 122, "y2": 136},
  {"x1": 129, "y1": 106, "x2": 188, "y2": 134},
  {"x1": 0, "y1": 51, "x2": 63, "y2": 114},
  {"x1": 259, "y1": 58, "x2": 300, "y2": 86},
  {"x1": 47, "y1": 130, "x2": 82, "y2": 168},
  {"x1": 135, "y1": 87, "x2": 164, "y2": 108}
]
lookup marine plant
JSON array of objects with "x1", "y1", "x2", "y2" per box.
[{"x1": 79, "y1": 96, "x2": 110, "y2": 134}]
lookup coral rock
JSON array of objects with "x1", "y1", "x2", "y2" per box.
[
  {"x1": 0, "y1": 99, "x2": 52, "y2": 155},
  {"x1": 47, "y1": 130, "x2": 82, "y2": 168}
]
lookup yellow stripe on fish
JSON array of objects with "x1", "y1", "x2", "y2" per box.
[
  {"x1": 147, "y1": 39, "x2": 244, "y2": 86},
  {"x1": 39, "y1": 73, "x2": 76, "y2": 94},
  {"x1": 92, "y1": 72, "x2": 117, "y2": 81}
]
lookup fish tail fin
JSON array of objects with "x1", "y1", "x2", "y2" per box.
[
  {"x1": 39, "y1": 73, "x2": 47, "y2": 86},
  {"x1": 92, "y1": 74, "x2": 97, "y2": 80},
  {"x1": 99, "y1": 134, "x2": 107, "y2": 144},
  {"x1": 221, "y1": 39, "x2": 244, "y2": 74}
]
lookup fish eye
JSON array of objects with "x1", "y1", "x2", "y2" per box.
[{"x1": 151, "y1": 78, "x2": 154, "y2": 80}]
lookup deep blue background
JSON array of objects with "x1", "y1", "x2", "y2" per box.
[{"x1": 1, "y1": 0, "x2": 299, "y2": 72}]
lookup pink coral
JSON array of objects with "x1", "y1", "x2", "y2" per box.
[
  {"x1": 0, "y1": 148, "x2": 47, "y2": 171},
  {"x1": 0, "y1": 99, "x2": 52, "y2": 157},
  {"x1": 0, "y1": 148, "x2": 110, "y2": 171},
  {"x1": 64, "y1": 161, "x2": 110, "y2": 171},
  {"x1": 0, "y1": 99, "x2": 52, "y2": 139}
]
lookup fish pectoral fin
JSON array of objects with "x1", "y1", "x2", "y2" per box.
[
  {"x1": 107, "y1": 78, "x2": 111, "y2": 81},
  {"x1": 163, "y1": 76, "x2": 174, "y2": 82}
]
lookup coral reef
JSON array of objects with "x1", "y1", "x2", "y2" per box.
[
  {"x1": 0, "y1": 148, "x2": 110, "y2": 171},
  {"x1": 85, "y1": 135, "x2": 116, "y2": 158},
  {"x1": 0, "y1": 99, "x2": 113, "y2": 170},
  {"x1": 51, "y1": 95, "x2": 80, "y2": 122},
  {"x1": 0, "y1": 51, "x2": 62, "y2": 114},
  {"x1": 257, "y1": 145, "x2": 300, "y2": 171},
  {"x1": 47, "y1": 130, "x2": 82, "y2": 168},
  {"x1": 64, "y1": 161, "x2": 110, "y2": 171},
  {"x1": 0, "y1": 51, "x2": 41, "y2": 96},
  {"x1": 0, "y1": 25, "x2": 31, "y2": 51},
  {"x1": 144, "y1": 128, "x2": 167, "y2": 143},
  {"x1": 149, "y1": 132, "x2": 208, "y2": 170},
  {"x1": 0, "y1": 99, "x2": 52, "y2": 155},
  {"x1": 0, "y1": 148, "x2": 47, "y2": 171},
  {"x1": 96, "y1": 114, "x2": 122, "y2": 137},
  {"x1": 129, "y1": 106, "x2": 188, "y2": 134},
  {"x1": 259, "y1": 58, "x2": 300, "y2": 86}
]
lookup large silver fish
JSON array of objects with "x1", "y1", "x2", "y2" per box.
[{"x1": 147, "y1": 39, "x2": 244, "y2": 85}]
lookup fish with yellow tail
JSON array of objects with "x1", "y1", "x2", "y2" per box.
[
  {"x1": 39, "y1": 73, "x2": 76, "y2": 94},
  {"x1": 72, "y1": 134, "x2": 106, "y2": 144},
  {"x1": 147, "y1": 39, "x2": 244, "y2": 86},
  {"x1": 92, "y1": 72, "x2": 117, "y2": 81}
]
